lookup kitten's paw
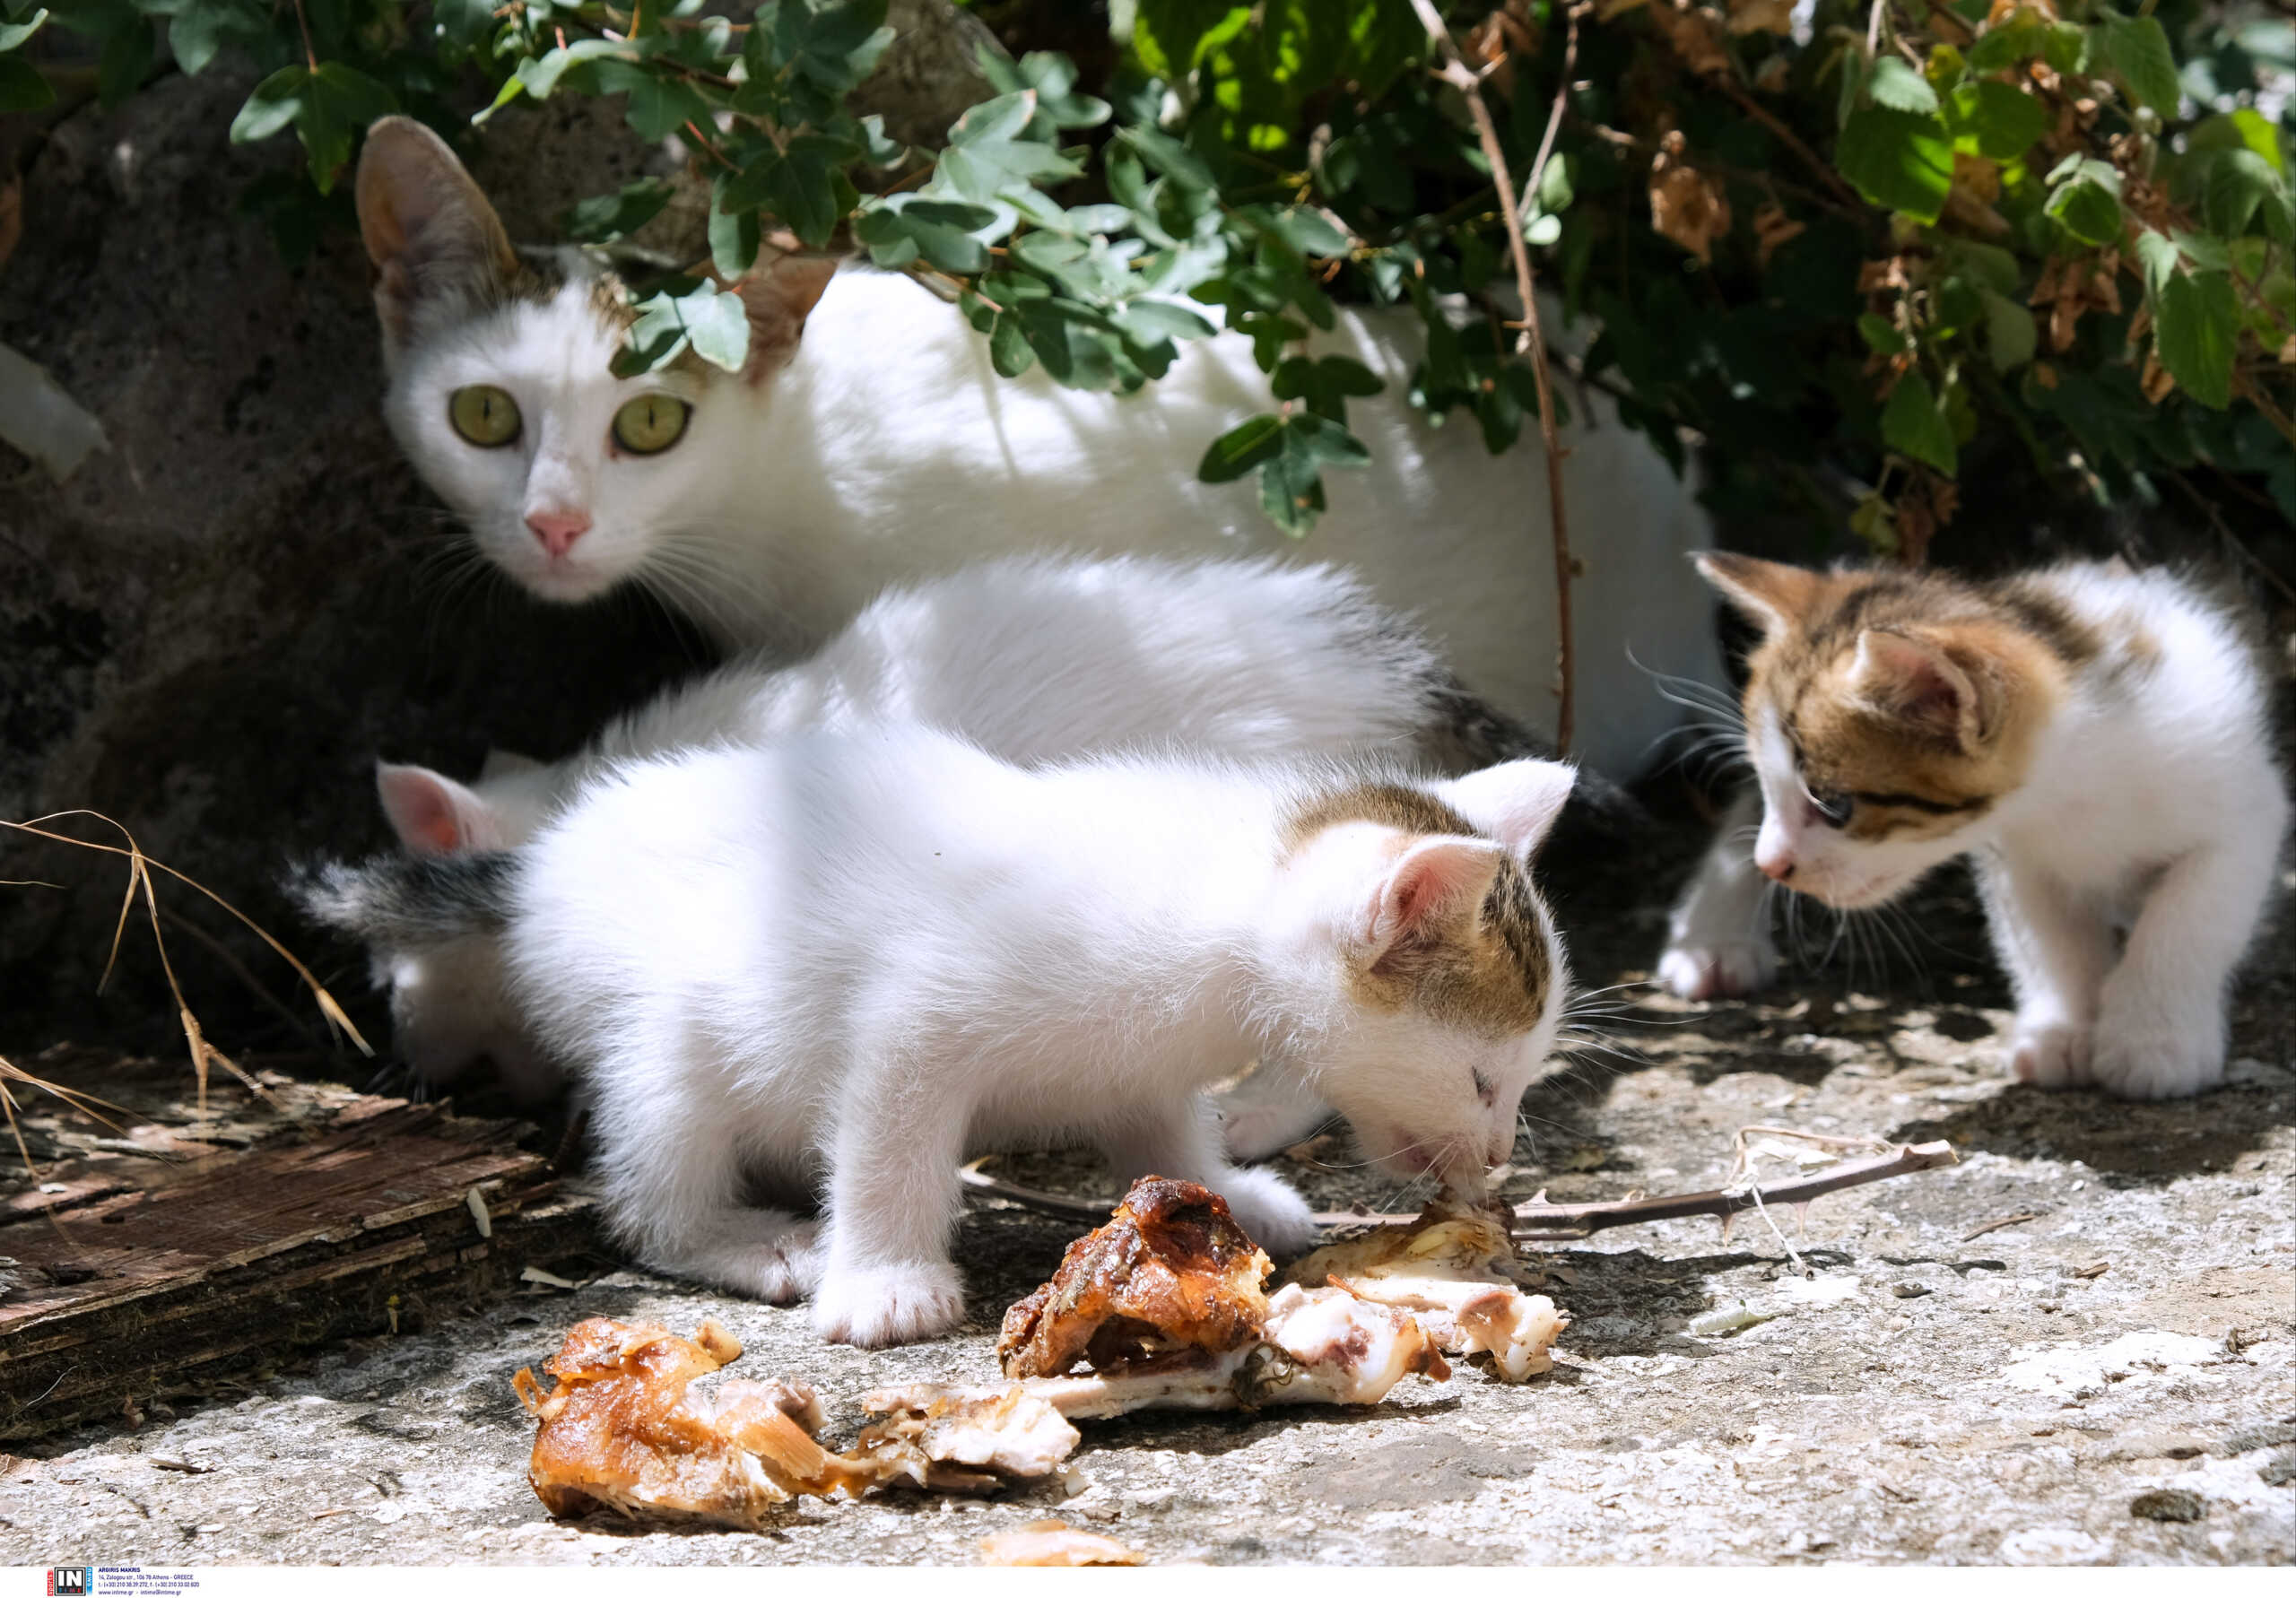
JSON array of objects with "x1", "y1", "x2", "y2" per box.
[
  {"x1": 811, "y1": 1261, "x2": 966, "y2": 1348},
  {"x1": 2088, "y1": 1005, "x2": 2225, "y2": 1100},
  {"x1": 669, "y1": 1215, "x2": 820, "y2": 1303},
  {"x1": 1208, "y1": 1167, "x2": 1320, "y2": 1256},
  {"x1": 2008, "y1": 1022, "x2": 2093, "y2": 1090},
  {"x1": 1214, "y1": 1086, "x2": 1332, "y2": 1163},
  {"x1": 1656, "y1": 935, "x2": 1778, "y2": 1001}
]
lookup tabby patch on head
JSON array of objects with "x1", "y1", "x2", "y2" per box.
[
  {"x1": 1695, "y1": 552, "x2": 2092, "y2": 905},
  {"x1": 1286, "y1": 781, "x2": 1554, "y2": 1038}
]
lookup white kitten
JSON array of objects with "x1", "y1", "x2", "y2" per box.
[
  {"x1": 368, "y1": 553, "x2": 1548, "y2": 1100},
  {"x1": 308, "y1": 731, "x2": 1577, "y2": 1346},
  {"x1": 355, "y1": 117, "x2": 1724, "y2": 782},
  {"x1": 1658, "y1": 554, "x2": 2288, "y2": 1100}
]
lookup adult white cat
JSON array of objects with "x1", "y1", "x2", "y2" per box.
[
  {"x1": 355, "y1": 117, "x2": 1723, "y2": 780},
  {"x1": 307, "y1": 732, "x2": 1577, "y2": 1346}
]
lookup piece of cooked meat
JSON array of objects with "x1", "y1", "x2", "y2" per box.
[
  {"x1": 998, "y1": 1176, "x2": 1272, "y2": 1379},
  {"x1": 1285, "y1": 1193, "x2": 1567, "y2": 1381},
  {"x1": 512, "y1": 1317, "x2": 1074, "y2": 1527},
  {"x1": 979, "y1": 1520, "x2": 1146, "y2": 1566}
]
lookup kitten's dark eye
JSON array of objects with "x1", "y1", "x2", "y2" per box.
[
  {"x1": 1807, "y1": 786, "x2": 1854, "y2": 829},
  {"x1": 1472, "y1": 1069, "x2": 1496, "y2": 1105},
  {"x1": 613, "y1": 394, "x2": 690, "y2": 456}
]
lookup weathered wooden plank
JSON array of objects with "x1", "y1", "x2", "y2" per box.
[{"x1": 0, "y1": 1048, "x2": 602, "y2": 1440}]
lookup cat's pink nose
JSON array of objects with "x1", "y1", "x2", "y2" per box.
[
  {"x1": 525, "y1": 508, "x2": 591, "y2": 559},
  {"x1": 1756, "y1": 844, "x2": 1797, "y2": 883}
]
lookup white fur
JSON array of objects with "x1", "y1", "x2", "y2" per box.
[
  {"x1": 373, "y1": 554, "x2": 1473, "y2": 1097},
  {"x1": 1661, "y1": 562, "x2": 2289, "y2": 1099},
  {"x1": 500, "y1": 729, "x2": 1573, "y2": 1345},
  {"x1": 387, "y1": 265, "x2": 1724, "y2": 780}
]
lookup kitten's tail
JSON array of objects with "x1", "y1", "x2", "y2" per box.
[{"x1": 291, "y1": 851, "x2": 519, "y2": 946}]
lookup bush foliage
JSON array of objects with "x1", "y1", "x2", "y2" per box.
[{"x1": 6, "y1": 0, "x2": 2292, "y2": 548}]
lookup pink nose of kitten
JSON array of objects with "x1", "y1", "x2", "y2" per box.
[
  {"x1": 525, "y1": 508, "x2": 591, "y2": 558},
  {"x1": 1755, "y1": 839, "x2": 1796, "y2": 882}
]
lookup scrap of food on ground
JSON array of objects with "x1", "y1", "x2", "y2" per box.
[{"x1": 512, "y1": 1177, "x2": 1570, "y2": 1528}]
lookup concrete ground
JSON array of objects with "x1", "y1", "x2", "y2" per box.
[{"x1": 4, "y1": 840, "x2": 2292, "y2": 1566}]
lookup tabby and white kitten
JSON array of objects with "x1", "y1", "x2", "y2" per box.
[
  {"x1": 370, "y1": 552, "x2": 1544, "y2": 1100},
  {"x1": 1659, "y1": 554, "x2": 2288, "y2": 1099},
  {"x1": 354, "y1": 116, "x2": 1724, "y2": 782},
  {"x1": 307, "y1": 731, "x2": 1576, "y2": 1347}
]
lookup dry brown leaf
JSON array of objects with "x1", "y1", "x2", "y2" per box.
[
  {"x1": 2142, "y1": 349, "x2": 2176, "y2": 404},
  {"x1": 1650, "y1": 2, "x2": 1733, "y2": 76},
  {"x1": 1753, "y1": 202, "x2": 1805, "y2": 267},
  {"x1": 1726, "y1": 0, "x2": 1796, "y2": 34},
  {"x1": 981, "y1": 1521, "x2": 1146, "y2": 1568},
  {"x1": 1648, "y1": 131, "x2": 1732, "y2": 264}
]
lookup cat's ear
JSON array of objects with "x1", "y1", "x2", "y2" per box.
[
  {"x1": 1851, "y1": 629, "x2": 1984, "y2": 748},
  {"x1": 356, "y1": 117, "x2": 518, "y2": 361},
  {"x1": 1361, "y1": 838, "x2": 1504, "y2": 965},
  {"x1": 377, "y1": 762, "x2": 504, "y2": 856},
  {"x1": 1438, "y1": 759, "x2": 1578, "y2": 861},
  {"x1": 733, "y1": 255, "x2": 839, "y2": 381},
  {"x1": 1693, "y1": 551, "x2": 1824, "y2": 636},
  {"x1": 477, "y1": 748, "x2": 546, "y2": 781}
]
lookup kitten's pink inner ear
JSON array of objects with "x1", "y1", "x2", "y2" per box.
[
  {"x1": 1369, "y1": 838, "x2": 1503, "y2": 959},
  {"x1": 376, "y1": 763, "x2": 496, "y2": 857},
  {"x1": 1853, "y1": 629, "x2": 1979, "y2": 743},
  {"x1": 735, "y1": 256, "x2": 839, "y2": 382},
  {"x1": 1693, "y1": 551, "x2": 1826, "y2": 635}
]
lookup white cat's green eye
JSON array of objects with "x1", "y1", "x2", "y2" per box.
[
  {"x1": 613, "y1": 394, "x2": 691, "y2": 456},
  {"x1": 448, "y1": 385, "x2": 521, "y2": 447}
]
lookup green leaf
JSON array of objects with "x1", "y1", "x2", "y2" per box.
[
  {"x1": 0, "y1": 7, "x2": 47, "y2": 50},
  {"x1": 987, "y1": 312, "x2": 1035, "y2": 378},
  {"x1": 938, "y1": 95, "x2": 1085, "y2": 204},
  {"x1": 516, "y1": 40, "x2": 630, "y2": 101},
  {"x1": 0, "y1": 50, "x2": 50, "y2": 111},
  {"x1": 1867, "y1": 56, "x2": 1939, "y2": 117},
  {"x1": 854, "y1": 196, "x2": 1000, "y2": 274},
  {"x1": 1115, "y1": 125, "x2": 1218, "y2": 193},
  {"x1": 2095, "y1": 14, "x2": 2179, "y2": 118},
  {"x1": 1198, "y1": 413, "x2": 1286, "y2": 482},
  {"x1": 1881, "y1": 370, "x2": 1958, "y2": 474},
  {"x1": 2046, "y1": 158, "x2": 2124, "y2": 247},
  {"x1": 592, "y1": 60, "x2": 715, "y2": 143},
  {"x1": 1979, "y1": 289, "x2": 2036, "y2": 370},
  {"x1": 2153, "y1": 267, "x2": 2239, "y2": 410},
  {"x1": 230, "y1": 66, "x2": 308, "y2": 144},
  {"x1": 2204, "y1": 149, "x2": 2290, "y2": 242},
  {"x1": 1950, "y1": 240, "x2": 2022, "y2": 296},
  {"x1": 768, "y1": 0, "x2": 893, "y2": 96},
  {"x1": 1950, "y1": 80, "x2": 2050, "y2": 162},
  {"x1": 167, "y1": 0, "x2": 259, "y2": 76},
  {"x1": 1118, "y1": 300, "x2": 1217, "y2": 343},
  {"x1": 1857, "y1": 313, "x2": 1909, "y2": 355},
  {"x1": 709, "y1": 199, "x2": 760, "y2": 279},
  {"x1": 95, "y1": 13, "x2": 152, "y2": 108},
  {"x1": 1287, "y1": 411, "x2": 1370, "y2": 465},
  {"x1": 1133, "y1": 0, "x2": 1256, "y2": 81},
  {"x1": 1315, "y1": 355, "x2": 1384, "y2": 397},
  {"x1": 1835, "y1": 107, "x2": 1954, "y2": 224},
  {"x1": 564, "y1": 179, "x2": 674, "y2": 246},
  {"x1": 616, "y1": 280, "x2": 752, "y2": 377}
]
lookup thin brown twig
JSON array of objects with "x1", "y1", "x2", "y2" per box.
[
  {"x1": 1960, "y1": 1210, "x2": 2044, "y2": 1242},
  {"x1": 961, "y1": 1139, "x2": 1961, "y2": 1242},
  {"x1": 290, "y1": 0, "x2": 318, "y2": 71},
  {"x1": 1410, "y1": 0, "x2": 1578, "y2": 752},
  {"x1": 1713, "y1": 74, "x2": 1864, "y2": 211}
]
